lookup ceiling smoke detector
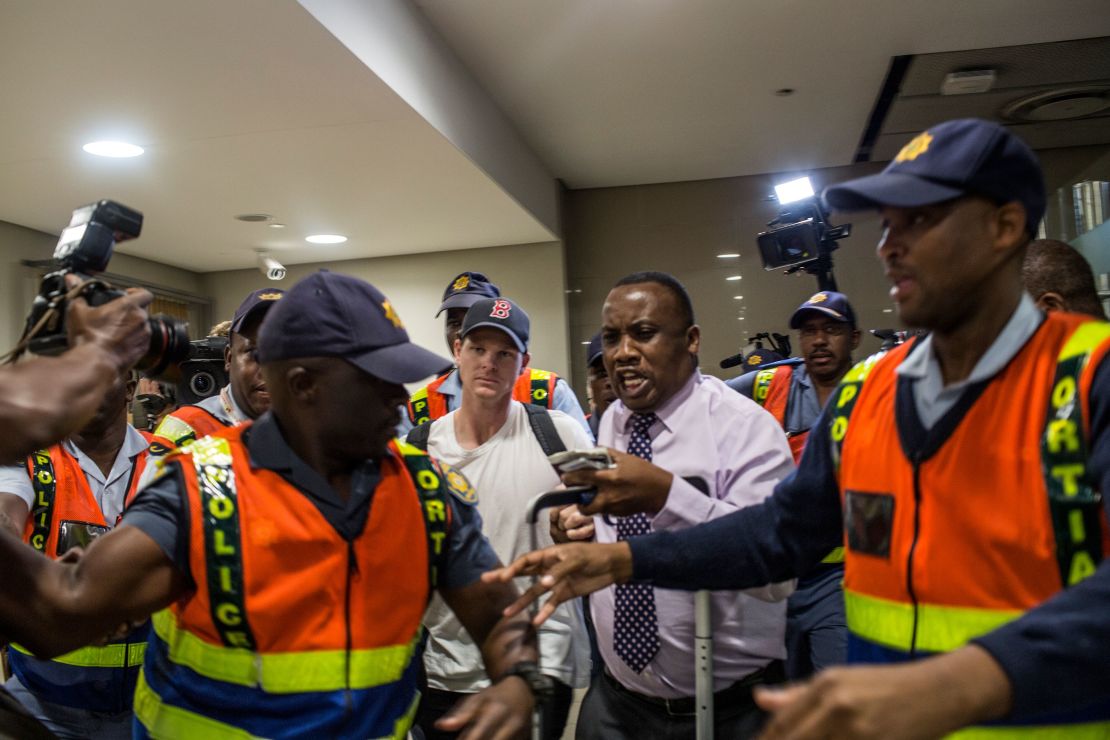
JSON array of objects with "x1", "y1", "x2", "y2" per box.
[
  {"x1": 940, "y1": 69, "x2": 996, "y2": 96},
  {"x1": 1002, "y1": 87, "x2": 1110, "y2": 122},
  {"x1": 234, "y1": 213, "x2": 273, "y2": 223}
]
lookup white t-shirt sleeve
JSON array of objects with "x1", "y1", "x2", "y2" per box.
[{"x1": 0, "y1": 464, "x2": 34, "y2": 508}]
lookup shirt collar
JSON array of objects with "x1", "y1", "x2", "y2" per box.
[
  {"x1": 896, "y1": 292, "x2": 1042, "y2": 385},
  {"x1": 612, "y1": 370, "x2": 699, "y2": 434},
  {"x1": 64, "y1": 424, "x2": 149, "y2": 482},
  {"x1": 439, "y1": 369, "x2": 462, "y2": 397},
  {"x1": 221, "y1": 384, "x2": 249, "y2": 424}
]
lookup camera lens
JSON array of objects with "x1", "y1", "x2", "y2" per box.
[
  {"x1": 189, "y1": 371, "x2": 216, "y2": 397},
  {"x1": 137, "y1": 314, "x2": 191, "y2": 378}
]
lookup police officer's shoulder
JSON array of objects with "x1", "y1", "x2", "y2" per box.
[{"x1": 432, "y1": 458, "x2": 478, "y2": 507}]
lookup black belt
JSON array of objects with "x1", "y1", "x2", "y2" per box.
[{"x1": 602, "y1": 661, "x2": 783, "y2": 717}]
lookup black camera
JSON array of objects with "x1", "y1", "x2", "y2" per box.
[
  {"x1": 177, "y1": 336, "x2": 229, "y2": 405},
  {"x1": 756, "y1": 178, "x2": 851, "y2": 291},
  {"x1": 22, "y1": 200, "x2": 190, "y2": 377}
]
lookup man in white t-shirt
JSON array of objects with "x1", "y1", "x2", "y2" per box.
[{"x1": 412, "y1": 297, "x2": 591, "y2": 740}]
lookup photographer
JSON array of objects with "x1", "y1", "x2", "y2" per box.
[
  {"x1": 0, "y1": 277, "x2": 152, "y2": 461},
  {"x1": 147, "y1": 288, "x2": 283, "y2": 455}
]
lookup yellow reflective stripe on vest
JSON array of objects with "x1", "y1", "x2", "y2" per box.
[
  {"x1": 134, "y1": 670, "x2": 256, "y2": 739},
  {"x1": 1059, "y1": 321, "x2": 1110, "y2": 363},
  {"x1": 10, "y1": 641, "x2": 146, "y2": 668},
  {"x1": 135, "y1": 669, "x2": 418, "y2": 740},
  {"x1": 153, "y1": 415, "x2": 198, "y2": 446},
  {"x1": 844, "y1": 590, "x2": 1022, "y2": 654},
  {"x1": 752, "y1": 368, "x2": 776, "y2": 406},
  {"x1": 820, "y1": 546, "x2": 845, "y2": 564},
  {"x1": 153, "y1": 610, "x2": 417, "y2": 693},
  {"x1": 946, "y1": 721, "x2": 1110, "y2": 738}
]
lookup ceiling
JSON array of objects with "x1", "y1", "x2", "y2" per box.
[
  {"x1": 1, "y1": 1, "x2": 1109, "y2": 272},
  {"x1": 415, "y1": 0, "x2": 1110, "y2": 187},
  {"x1": 0, "y1": 0, "x2": 555, "y2": 272}
]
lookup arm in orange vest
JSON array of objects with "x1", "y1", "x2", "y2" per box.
[
  {"x1": 432, "y1": 576, "x2": 538, "y2": 737},
  {"x1": 0, "y1": 523, "x2": 187, "y2": 658},
  {"x1": 754, "y1": 644, "x2": 1012, "y2": 740},
  {"x1": 0, "y1": 282, "x2": 152, "y2": 460}
]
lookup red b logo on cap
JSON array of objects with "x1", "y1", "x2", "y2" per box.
[{"x1": 490, "y1": 300, "x2": 512, "y2": 320}]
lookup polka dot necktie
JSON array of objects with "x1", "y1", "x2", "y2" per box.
[{"x1": 613, "y1": 412, "x2": 660, "y2": 674}]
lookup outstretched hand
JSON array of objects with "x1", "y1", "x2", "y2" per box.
[
  {"x1": 481, "y1": 541, "x2": 633, "y2": 625},
  {"x1": 562, "y1": 448, "x2": 672, "y2": 516},
  {"x1": 434, "y1": 675, "x2": 534, "y2": 739}
]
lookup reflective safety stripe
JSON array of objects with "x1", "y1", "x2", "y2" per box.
[
  {"x1": 152, "y1": 610, "x2": 418, "y2": 693},
  {"x1": 947, "y1": 721, "x2": 1110, "y2": 738},
  {"x1": 134, "y1": 671, "x2": 257, "y2": 739},
  {"x1": 844, "y1": 590, "x2": 1022, "y2": 654},
  {"x1": 820, "y1": 546, "x2": 845, "y2": 564},
  {"x1": 10, "y1": 640, "x2": 146, "y2": 668},
  {"x1": 134, "y1": 669, "x2": 419, "y2": 740},
  {"x1": 153, "y1": 415, "x2": 199, "y2": 447},
  {"x1": 407, "y1": 387, "x2": 431, "y2": 426}
]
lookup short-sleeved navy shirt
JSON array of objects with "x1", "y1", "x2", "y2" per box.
[{"x1": 122, "y1": 412, "x2": 499, "y2": 591}]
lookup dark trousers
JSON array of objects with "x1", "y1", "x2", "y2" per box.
[
  {"x1": 785, "y1": 566, "x2": 847, "y2": 680},
  {"x1": 414, "y1": 681, "x2": 573, "y2": 740},
  {"x1": 575, "y1": 664, "x2": 782, "y2": 740}
]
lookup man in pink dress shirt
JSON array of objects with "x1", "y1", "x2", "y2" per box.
[{"x1": 551, "y1": 271, "x2": 795, "y2": 738}]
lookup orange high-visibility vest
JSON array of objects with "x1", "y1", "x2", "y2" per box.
[
  {"x1": 833, "y1": 313, "x2": 1110, "y2": 736},
  {"x1": 10, "y1": 435, "x2": 152, "y2": 712},
  {"x1": 134, "y1": 426, "x2": 453, "y2": 739},
  {"x1": 148, "y1": 403, "x2": 231, "y2": 455}
]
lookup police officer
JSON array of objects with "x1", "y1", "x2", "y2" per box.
[
  {"x1": 0, "y1": 371, "x2": 151, "y2": 739},
  {"x1": 147, "y1": 288, "x2": 284, "y2": 454},
  {"x1": 729, "y1": 291, "x2": 861, "y2": 680},
  {"x1": 491, "y1": 119, "x2": 1110, "y2": 738},
  {"x1": 584, "y1": 332, "x2": 617, "y2": 440},
  {"x1": 0, "y1": 272, "x2": 539, "y2": 739},
  {"x1": 400, "y1": 272, "x2": 591, "y2": 439}
]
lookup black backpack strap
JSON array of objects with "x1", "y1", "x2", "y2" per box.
[
  {"x1": 406, "y1": 422, "x2": 433, "y2": 451},
  {"x1": 523, "y1": 404, "x2": 567, "y2": 457}
]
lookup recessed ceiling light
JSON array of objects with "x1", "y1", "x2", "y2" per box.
[
  {"x1": 726, "y1": 275, "x2": 742, "y2": 281},
  {"x1": 580, "y1": 341, "x2": 591, "y2": 345},
  {"x1": 83, "y1": 140, "x2": 144, "y2": 158},
  {"x1": 268, "y1": 223, "x2": 286, "y2": 229},
  {"x1": 738, "y1": 317, "x2": 746, "y2": 321},
  {"x1": 717, "y1": 253, "x2": 740, "y2": 259},
  {"x1": 306, "y1": 234, "x2": 347, "y2": 244},
  {"x1": 882, "y1": 308, "x2": 894, "y2": 313},
  {"x1": 734, "y1": 295, "x2": 744, "y2": 300}
]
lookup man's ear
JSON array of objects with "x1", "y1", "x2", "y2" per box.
[
  {"x1": 286, "y1": 365, "x2": 317, "y2": 403},
  {"x1": 224, "y1": 339, "x2": 233, "y2": 373},
  {"x1": 1035, "y1": 291, "x2": 1068, "y2": 314},
  {"x1": 993, "y1": 201, "x2": 1028, "y2": 255},
  {"x1": 520, "y1": 351, "x2": 531, "y2": 371},
  {"x1": 125, "y1": 377, "x2": 138, "y2": 404},
  {"x1": 453, "y1": 338, "x2": 463, "y2": 363},
  {"x1": 850, "y1": 328, "x2": 862, "y2": 351},
  {"x1": 686, "y1": 324, "x2": 701, "y2": 355}
]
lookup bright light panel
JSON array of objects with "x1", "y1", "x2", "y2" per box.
[
  {"x1": 774, "y1": 176, "x2": 814, "y2": 205},
  {"x1": 306, "y1": 234, "x2": 348, "y2": 244},
  {"x1": 716, "y1": 253, "x2": 740, "y2": 259},
  {"x1": 83, "y1": 141, "x2": 144, "y2": 158}
]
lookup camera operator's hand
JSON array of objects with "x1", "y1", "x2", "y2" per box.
[
  {"x1": 550, "y1": 505, "x2": 595, "y2": 544},
  {"x1": 64, "y1": 275, "x2": 152, "y2": 372}
]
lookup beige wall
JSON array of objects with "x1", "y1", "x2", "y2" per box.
[
  {"x1": 563, "y1": 144, "x2": 1110, "y2": 401},
  {"x1": 0, "y1": 220, "x2": 204, "y2": 353},
  {"x1": 199, "y1": 241, "x2": 570, "y2": 385}
]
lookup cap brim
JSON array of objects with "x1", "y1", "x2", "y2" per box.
[
  {"x1": 789, "y1": 306, "x2": 852, "y2": 329},
  {"x1": 436, "y1": 293, "x2": 486, "y2": 317},
  {"x1": 460, "y1": 321, "x2": 527, "y2": 353},
  {"x1": 823, "y1": 172, "x2": 965, "y2": 212},
  {"x1": 231, "y1": 301, "x2": 279, "y2": 334},
  {"x1": 587, "y1": 351, "x2": 604, "y2": 367},
  {"x1": 347, "y1": 342, "x2": 453, "y2": 385}
]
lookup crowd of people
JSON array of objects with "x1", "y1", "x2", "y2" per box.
[{"x1": 0, "y1": 116, "x2": 1106, "y2": 740}]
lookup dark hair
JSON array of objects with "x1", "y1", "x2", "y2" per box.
[
  {"x1": 1022, "y1": 239, "x2": 1105, "y2": 319},
  {"x1": 613, "y1": 271, "x2": 695, "y2": 328}
]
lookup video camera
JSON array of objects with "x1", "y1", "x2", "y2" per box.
[
  {"x1": 756, "y1": 177, "x2": 851, "y2": 291},
  {"x1": 20, "y1": 200, "x2": 190, "y2": 377},
  {"x1": 177, "y1": 336, "x2": 229, "y2": 405}
]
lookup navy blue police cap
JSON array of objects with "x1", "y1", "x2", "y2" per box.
[
  {"x1": 789, "y1": 291, "x2": 857, "y2": 329},
  {"x1": 437, "y1": 272, "x2": 501, "y2": 317},
  {"x1": 823, "y1": 118, "x2": 1045, "y2": 236},
  {"x1": 258, "y1": 271, "x2": 452, "y2": 384},
  {"x1": 230, "y1": 288, "x2": 285, "y2": 335}
]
